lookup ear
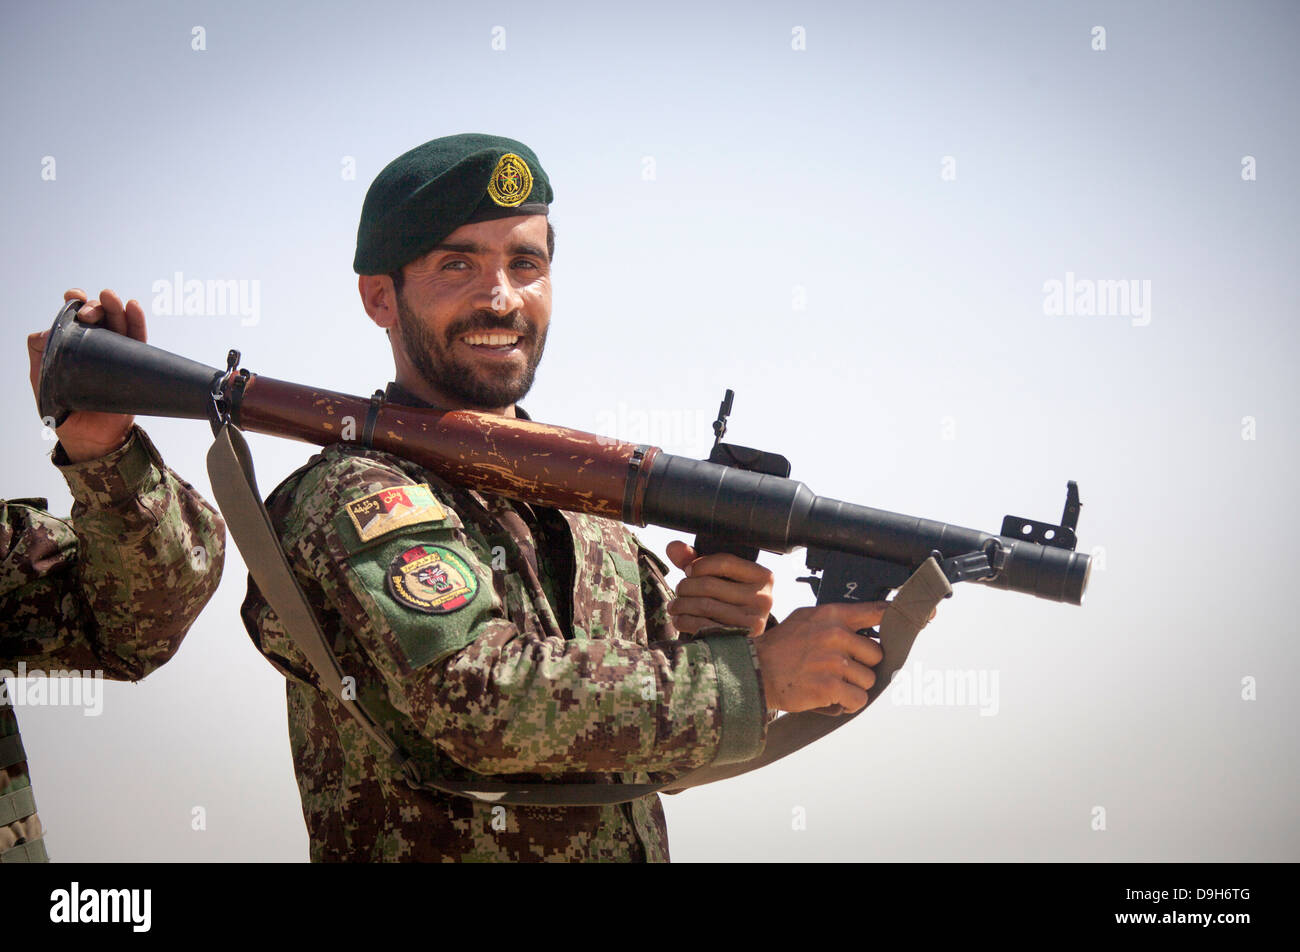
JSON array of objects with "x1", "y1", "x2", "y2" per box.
[{"x1": 359, "y1": 273, "x2": 398, "y2": 329}]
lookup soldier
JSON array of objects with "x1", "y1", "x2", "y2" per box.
[
  {"x1": 1, "y1": 289, "x2": 225, "y2": 863},
  {"x1": 240, "y1": 134, "x2": 890, "y2": 861}
]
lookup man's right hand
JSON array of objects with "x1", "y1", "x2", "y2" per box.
[
  {"x1": 28, "y1": 288, "x2": 146, "y2": 463},
  {"x1": 753, "y1": 602, "x2": 888, "y2": 713}
]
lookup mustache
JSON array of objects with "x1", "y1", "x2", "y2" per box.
[{"x1": 445, "y1": 310, "x2": 532, "y2": 343}]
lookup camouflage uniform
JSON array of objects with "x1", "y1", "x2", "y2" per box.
[
  {"x1": 0, "y1": 427, "x2": 225, "y2": 862},
  {"x1": 241, "y1": 384, "x2": 768, "y2": 862}
]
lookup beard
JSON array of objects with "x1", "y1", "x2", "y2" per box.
[{"x1": 396, "y1": 292, "x2": 547, "y2": 410}]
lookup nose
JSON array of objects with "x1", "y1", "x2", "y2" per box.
[{"x1": 479, "y1": 263, "x2": 525, "y2": 316}]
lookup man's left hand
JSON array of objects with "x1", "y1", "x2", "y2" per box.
[{"x1": 665, "y1": 540, "x2": 774, "y2": 638}]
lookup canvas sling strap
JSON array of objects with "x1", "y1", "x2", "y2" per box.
[{"x1": 208, "y1": 422, "x2": 951, "y2": 807}]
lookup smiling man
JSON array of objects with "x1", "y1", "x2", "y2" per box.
[
  {"x1": 382, "y1": 213, "x2": 550, "y2": 415},
  {"x1": 240, "y1": 133, "x2": 888, "y2": 862}
]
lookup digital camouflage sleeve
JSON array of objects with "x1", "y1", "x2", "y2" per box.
[
  {"x1": 0, "y1": 426, "x2": 226, "y2": 862},
  {"x1": 241, "y1": 443, "x2": 769, "y2": 861}
]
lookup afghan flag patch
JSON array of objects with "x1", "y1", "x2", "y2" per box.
[
  {"x1": 345, "y1": 484, "x2": 446, "y2": 543},
  {"x1": 386, "y1": 544, "x2": 478, "y2": 614}
]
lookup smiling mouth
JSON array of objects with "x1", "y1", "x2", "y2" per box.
[{"x1": 461, "y1": 331, "x2": 523, "y2": 352}]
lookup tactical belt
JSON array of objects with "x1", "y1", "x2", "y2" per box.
[
  {"x1": 209, "y1": 423, "x2": 950, "y2": 807},
  {"x1": 0, "y1": 733, "x2": 26, "y2": 770},
  {"x1": 0, "y1": 787, "x2": 37, "y2": 826},
  {"x1": 0, "y1": 837, "x2": 48, "y2": 863}
]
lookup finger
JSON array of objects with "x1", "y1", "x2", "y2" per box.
[
  {"x1": 833, "y1": 681, "x2": 871, "y2": 713},
  {"x1": 681, "y1": 552, "x2": 772, "y2": 584},
  {"x1": 124, "y1": 297, "x2": 148, "y2": 343},
  {"x1": 672, "y1": 580, "x2": 772, "y2": 624},
  {"x1": 77, "y1": 298, "x2": 104, "y2": 325},
  {"x1": 98, "y1": 289, "x2": 128, "y2": 336},
  {"x1": 668, "y1": 596, "x2": 760, "y2": 629},
  {"x1": 808, "y1": 702, "x2": 847, "y2": 717},
  {"x1": 675, "y1": 574, "x2": 770, "y2": 606},
  {"x1": 841, "y1": 631, "x2": 883, "y2": 667},
  {"x1": 839, "y1": 657, "x2": 879, "y2": 693},
  {"x1": 665, "y1": 540, "x2": 696, "y2": 572},
  {"x1": 63, "y1": 288, "x2": 87, "y2": 302},
  {"x1": 819, "y1": 600, "x2": 889, "y2": 629},
  {"x1": 669, "y1": 613, "x2": 716, "y2": 634},
  {"x1": 27, "y1": 331, "x2": 48, "y2": 397}
]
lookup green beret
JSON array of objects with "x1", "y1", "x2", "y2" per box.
[{"x1": 353, "y1": 133, "x2": 552, "y2": 275}]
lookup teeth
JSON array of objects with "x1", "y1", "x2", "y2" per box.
[{"x1": 463, "y1": 333, "x2": 520, "y2": 347}]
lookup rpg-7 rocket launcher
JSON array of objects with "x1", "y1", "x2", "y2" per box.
[{"x1": 38, "y1": 299, "x2": 1091, "y2": 611}]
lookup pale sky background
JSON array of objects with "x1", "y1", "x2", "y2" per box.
[{"x1": 1, "y1": 0, "x2": 1296, "y2": 861}]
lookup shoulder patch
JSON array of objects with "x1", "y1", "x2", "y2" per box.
[
  {"x1": 386, "y1": 543, "x2": 478, "y2": 614},
  {"x1": 345, "y1": 484, "x2": 446, "y2": 543}
]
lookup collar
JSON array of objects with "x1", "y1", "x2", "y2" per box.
[{"x1": 382, "y1": 381, "x2": 532, "y2": 421}]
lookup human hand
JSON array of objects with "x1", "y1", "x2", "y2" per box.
[
  {"x1": 28, "y1": 288, "x2": 146, "y2": 463},
  {"x1": 665, "y1": 540, "x2": 774, "y2": 638},
  {"x1": 753, "y1": 601, "x2": 889, "y2": 714}
]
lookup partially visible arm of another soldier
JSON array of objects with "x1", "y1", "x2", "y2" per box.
[
  {"x1": 7, "y1": 289, "x2": 226, "y2": 676},
  {"x1": 2, "y1": 426, "x2": 226, "y2": 677},
  {"x1": 244, "y1": 450, "x2": 766, "y2": 779},
  {"x1": 0, "y1": 429, "x2": 226, "y2": 678}
]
